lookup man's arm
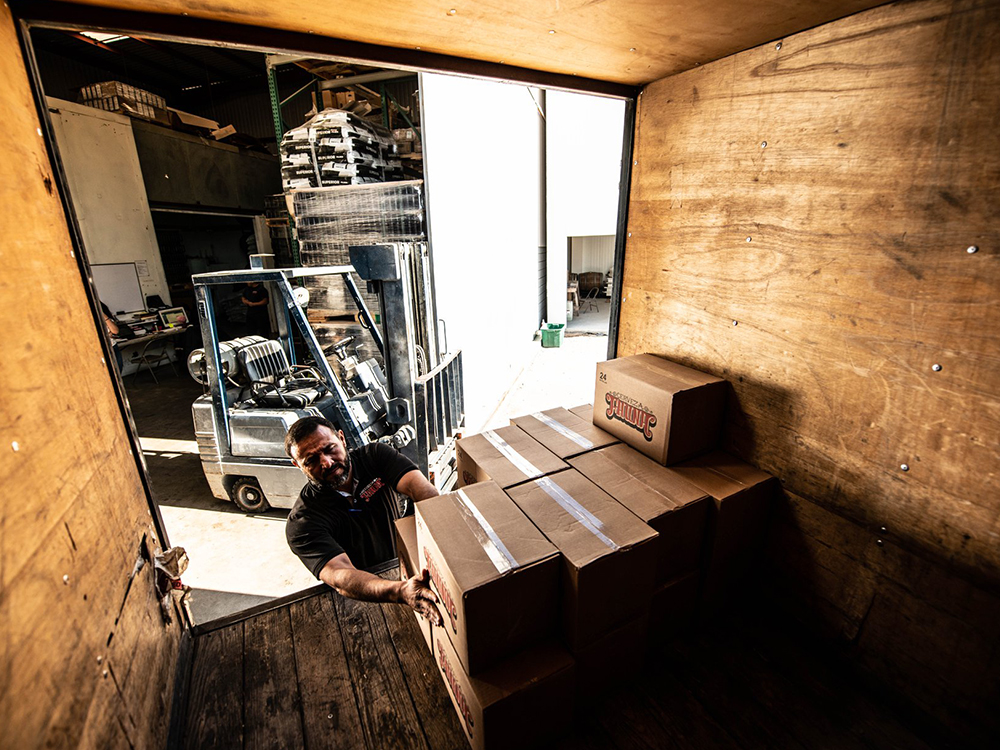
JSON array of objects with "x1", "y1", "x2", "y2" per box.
[
  {"x1": 319, "y1": 552, "x2": 442, "y2": 624},
  {"x1": 396, "y1": 468, "x2": 439, "y2": 502}
]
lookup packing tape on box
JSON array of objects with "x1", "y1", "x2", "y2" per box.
[
  {"x1": 534, "y1": 477, "x2": 620, "y2": 551},
  {"x1": 482, "y1": 430, "x2": 544, "y2": 478},
  {"x1": 530, "y1": 411, "x2": 594, "y2": 450},
  {"x1": 453, "y1": 489, "x2": 520, "y2": 574}
]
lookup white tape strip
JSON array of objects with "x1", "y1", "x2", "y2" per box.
[
  {"x1": 535, "y1": 477, "x2": 620, "y2": 551},
  {"x1": 453, "y1": 489, "x2": 519, "y2": 574},
  {"x1": 482, "y1": 430, "x2": 543, "y2": 479},
  {"x1": 530, "y1": 411, "x2": 593, "y2": 450}
]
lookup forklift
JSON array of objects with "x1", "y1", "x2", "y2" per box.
[{"x1": 186, "y1": 243, "x2": 464, "y2": 512}]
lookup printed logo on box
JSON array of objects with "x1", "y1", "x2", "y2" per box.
[
  {"x1": 424, "y1": 547, "x2": 459, "y2": 633},
  {"x1": 438, "y1": 637, "x2": 475, "y2": 737},
  {"x1": 605, "y1": 391, "x2": 657, "y2": 441}
]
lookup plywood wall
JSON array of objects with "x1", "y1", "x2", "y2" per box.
[
  {"x1": 0, "y1": 6, "x2": 183, "y2": 747},
  {"x1": 619, "y1": 0, "x2": 999, "y2": 743}
]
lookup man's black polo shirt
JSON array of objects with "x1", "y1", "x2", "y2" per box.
[{"x1": 285, "y1": 442, "x2": 417, "y2": 577}]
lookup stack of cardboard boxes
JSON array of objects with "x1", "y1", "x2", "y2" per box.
[{"x1": 397, "y1": 353, "x2": 777, "y2": 749}]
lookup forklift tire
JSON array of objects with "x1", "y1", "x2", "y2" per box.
[{"x1": 230, "y1": 477, "x2": 270, "y2": 514}]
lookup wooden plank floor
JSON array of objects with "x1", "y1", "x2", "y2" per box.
[{"x1": 177, "y1": 567, "x2": 949, "y2": 750}]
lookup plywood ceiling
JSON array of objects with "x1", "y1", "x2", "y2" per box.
[{"x1": 65, "y1": 0, "x2": 889, "y2": 86}]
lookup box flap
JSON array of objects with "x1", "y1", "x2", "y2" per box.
[
  {"x1": 568, "y1": 444, "x2": 709, "y2": 522},
  {"x1": 672, "y1": 450, "x2": 774, "y2": 500},
  {"x1": 506, "y1": 469, "x2": 657, "y2": 568},
  {"x1": 457, "y1": 426, "x2": 568, "y2": 486},
  {"x1": 568, "y1": 403, "x2": 593, "y2": 422},
  {"x1": 416, "y1": 482, "x2": 558, "y2": 593},
  {"x1": 511, "y1": 407, "x2": 618, "y2": 458},
  {"x1": 394, "y1": 515, "x2": 418, "y2": 572}
]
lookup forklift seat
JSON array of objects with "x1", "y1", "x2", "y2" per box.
[{"x1": 238, "y1": 339, "x2": 326, "y2": 408}]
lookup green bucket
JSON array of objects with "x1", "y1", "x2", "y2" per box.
[{"x1": 540, "y1": 323, "x2": 565, "y2": 348}]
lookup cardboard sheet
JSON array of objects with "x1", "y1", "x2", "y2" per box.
[
  {"x1": 456, "y1": 426, "x2": 568, "y2": 489},
  {"x1": 511, "y1": 406, "x2": 619, "y2": 459},
  {"x1": 505, "y1": 469, "x2": 658, "y2": 651},
  {"x1": 593, "y1": 354, "x2": 727, "y2": 465},
  {"x1": 416, "y1": 481, "x2": 560, "y2": 674},
  {"x1": 569, "y1": 444, "x2": 710, "y2": 582}
]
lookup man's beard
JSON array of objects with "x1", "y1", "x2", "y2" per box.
[{"x1": 314, "y1": 455, "x2": 351, "y2": 490}]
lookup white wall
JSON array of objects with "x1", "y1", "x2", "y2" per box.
[
  {"x1": 570, "y1": 235, "x2": 616, "y2": 274},
  {"x1": 546, "y1": 92, "x2": 625, "y2": 323},
  {"x1": 421, "y1": 74, "x2": 543, "y2": 431},
  {"x1": 47, "y1": 98, "x2": 170, "y2": 308}
]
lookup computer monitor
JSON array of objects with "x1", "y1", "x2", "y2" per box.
[{"x1": 158, "y1": 307, "x2": 188, "y2": 328}]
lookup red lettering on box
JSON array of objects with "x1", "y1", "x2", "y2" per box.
[
  {"x1": 424, "y1": 547, "x2": 459, "y2": 632},
  {"x1": 438, "y1": 639, "x2": 475, "y2": 736},
  {"x1": 605, "y1": 392, "x2": 657, "y2": 441}
]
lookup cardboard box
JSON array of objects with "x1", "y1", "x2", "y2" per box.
[
  {"x1": 568, "y1": 444, "x2": 710, "y2": 583},
  {"x1": 505, "y1": 469, "x2": 658, "y2": 651},
  {"x1": 649, "y1": 570, "x2": 698, "y2": 642},
  {"x1": 394, "y1": 515, "x2": 433, "y2": 653},
  {"x1": 334, "y1": 90, "x2": 357, "y2": 109},
  {"x1": 670, "y1": 450, "x2": 777, "y2": 569},
  {"x1": 434, "y1": 630, "x2": 575, "y2": 750},
  {"x1": 593, "y1": 354, "x2": 727, "y2": 465},
  {"x1": 456, "y1": 426, "x2": 568, "y2": 489},
  {"x1": 511, "y1": 407, "x2": 619, "y2": 459},
  {"x1": 415, "y1": 481, "x2": 560, "y2": 674},
  {"x1": 574, "y1": 613, "x2": 649, "y2": 703},
  {"x1": 568, "y1": 403, "x2": 594, "y2": 422}
]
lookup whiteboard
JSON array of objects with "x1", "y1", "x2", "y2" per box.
[{"x1": 92, "y1": 263, "x2": 146, "y2": 315}]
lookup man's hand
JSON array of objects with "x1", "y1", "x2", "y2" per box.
[{"x1": 401, "y1": 568, "x2": 443, "y2": 626}]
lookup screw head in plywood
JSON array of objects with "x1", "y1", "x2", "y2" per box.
[
  {"x1": 627, "y1": 232, "x2": 632, "y2": 237},
  {"x1": 967, "y1": 245, "x2": 979, "y2": 254},
  {"x1": 761, "y1": 141, "x2": 767, "y2": 148},
  {"x1": 932, "y1": 363, "x2": 942, "y2": 372},
  {"x1": 448, "y1": 8, "x2": 457, "y2": 15},
  {"x1": 876, "y1": 539, "x2": 884, "y2": 547},
  {"x1": 102, "y1": 670, "x2": 109, "y2": 678},
  {"x1": 732, "y1": 320, "x2": 738, "y2": 326},
  {"x1": 900, "y1": 463, "x2": 909, "y2": 471},
  {"x1": 97, "y1": 655, "x2": 103, "y2": 664},
  {"x1": 775, "y1": 41, "x2": 782, "y2": 50},
  {"x1": 11, "y1": 441, "x2": 18, "y2": 452},
  {"x1": 63, "y1": 575, "x2": 70, "y2": 584},
  {"x1": 629, "y1": 48, "x2": 636, "y2": 53},
  {"x1": 549, "y1": 29, "x2": 556, "y2": 34},
  {"x1": 746, "y1": 236, "x2": 752, "y2": 242},
  {"x1": 880, "y1": 526, "x2": 888, "y2": 534}
]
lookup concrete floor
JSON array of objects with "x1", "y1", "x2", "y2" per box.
[
  {"x1": 566, "y1": 294, "x2": 612, "y2": 336},
  {"x1": 126, "y1": 332, "x2": 610, "y2": 624}
]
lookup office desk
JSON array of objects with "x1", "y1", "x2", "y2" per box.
[{"x1": 114, "y1": 327, "x2": 187, "y2": 383}]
